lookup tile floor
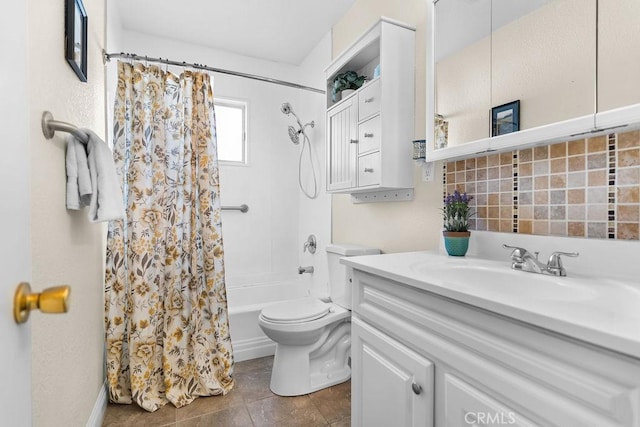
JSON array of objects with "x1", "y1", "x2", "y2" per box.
[{"x1": 102, "y1": 356, "x2": 351, "y2": 426}]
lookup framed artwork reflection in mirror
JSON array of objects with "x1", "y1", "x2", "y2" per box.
[{"x1": 492, "y1": 100, "x2": 520, "y2": 137}]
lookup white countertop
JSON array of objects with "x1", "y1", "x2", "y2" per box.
[{"x1": 342, "y1": 251, "x2": 640, "y2": 359}]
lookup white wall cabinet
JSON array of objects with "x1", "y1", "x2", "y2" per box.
[
  {"x1": 350, "y1": 270, "x2": 640, "y2": 427},
  {"x1": 325, "y1": 18, "x2": 415, "y2": 194}
]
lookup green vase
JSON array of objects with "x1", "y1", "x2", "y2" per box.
[{"x1": 443, "y1": 231, "x2": 470, "y2": 256}]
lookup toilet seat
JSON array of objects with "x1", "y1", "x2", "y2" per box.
[{"x1": 261, "y1": 298, "x2": 331, "y2": 324}]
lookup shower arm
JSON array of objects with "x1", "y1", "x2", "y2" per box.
[{"x1": 301, "y1": 121, "x2": 315, "y2": 132}]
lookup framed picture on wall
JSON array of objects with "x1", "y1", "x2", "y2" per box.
[
  {"x1": 65, "y1": 0, "x2": 88, "y2": 82},
  {"x1": 491, "y1": 100, "x2": 520, "y2": 136}
]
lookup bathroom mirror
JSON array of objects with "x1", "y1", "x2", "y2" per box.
[
  {"x1": 490, "y1": 0, "x2": 596, "y2": 131},
  {"x1": 427, "y1": 0, "x2": 607, "y2": 161},
  {"x1": 597, "y1": 0, "x2": 640, "y2": 113},
  {"x1": 434, "y1": 0, "x2": 491, "y2": 149}
]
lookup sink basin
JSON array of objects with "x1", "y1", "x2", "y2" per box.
[
  {"x1": 343, "y1": 250, "x2": 640, "y2": 357},
  {"x1": 409, "y1": 259, "x2": 599, "y2": 301}
]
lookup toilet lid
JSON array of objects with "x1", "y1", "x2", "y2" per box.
[{"x1": 261, "y1": 298, "x2": 331, "y2": 323}]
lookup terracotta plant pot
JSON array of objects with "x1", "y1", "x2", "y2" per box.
[{"x1": 443, "y1": 231, "x2": 471, "y2": 257}]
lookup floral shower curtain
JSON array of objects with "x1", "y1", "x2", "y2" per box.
[{"x1": 104, "y1": 61, "x2": 234, "y2": 412}]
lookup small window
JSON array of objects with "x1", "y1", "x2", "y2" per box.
[{"x1": 215, "y1": 99, "x2": 247, "y2": 164}]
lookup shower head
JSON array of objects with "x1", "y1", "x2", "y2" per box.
[
  {"x1": 288, "y1": 125, "x2": 301, "y2": 145},
  {"x1": 281, "y1": 101, "x2": 314, "y2": 144}
]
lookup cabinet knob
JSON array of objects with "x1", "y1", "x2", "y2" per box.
[
  {"x1": 364, "y1": 168, "x2": 374, "y2": 173},
  {"x1": 412, "y1": 382, "x2": 422, "y2": 395},
  {"x1": 350, "y1": 139, "x2": 358, "y2": 144},
  {"x1": 364, "y1": 97, "x2": 375, "y2": 103},
  {"x1": 364, "y1": 133, "x2": 374, "y2": 138}
]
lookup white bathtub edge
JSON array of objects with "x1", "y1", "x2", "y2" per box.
[{"x1": 233, "y1": 336, "x2": 275, "y2": 362}]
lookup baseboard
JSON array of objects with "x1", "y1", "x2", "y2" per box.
[
  {"x1": 86, "y1": 379, "x2": 108, "y2": 427},
  {"x1": 233, "y1": 336, "x2": 275, "y2": 362}
]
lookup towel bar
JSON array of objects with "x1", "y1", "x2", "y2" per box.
[
  {"x1": 42, "y1": 111, "x2": 89, "y2": 143},
  {"x1": 45, "y1": 110, "x2": 250, "y2": 216}
]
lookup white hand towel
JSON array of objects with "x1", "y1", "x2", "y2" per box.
[
  {"x1": 84, "y1": 129, "x2": 126, "y2": 223},
  {"x1": 74, "y1": 140, "x2": 92, "y2": 206},
  {"x1": 65, "y1": 137, "x2": 81, "y2": 210}
]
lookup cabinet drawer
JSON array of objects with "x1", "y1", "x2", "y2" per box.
[
  {"x1": 358, "y1": 79, "x2": 380, "y2": 121},
  {"x1": 358, "y1": 115, "x2": 381, "y2": 154},
  {"x1": 443, "y1": 373, "x2": 536, "y2": 427},
  {"x1": 358, "y1": 152, "x2": 380, "y2": 187}
]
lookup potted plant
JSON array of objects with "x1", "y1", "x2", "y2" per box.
[
  {"x1": 441, "y1": 190, "x2": 474, "y2": 256},
  {"x1": 332, "y1": 71, "x2": 366, "y2": 103}
]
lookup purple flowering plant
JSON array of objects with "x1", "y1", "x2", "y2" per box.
[{"x1": 442, "y1": 190, "x2": 475, "y2": 232}]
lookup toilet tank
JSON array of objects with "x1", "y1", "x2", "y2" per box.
[{"x1": 326, "y1": 244, "x2": 380, "y2": 309}]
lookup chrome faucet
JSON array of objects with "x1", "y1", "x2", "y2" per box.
[
  {"x1": 298, "y1": 266, "x2": 314, "y2": 274},
  {"x1": 502, "y1": 244, "x2": 579, "y2": 276}
]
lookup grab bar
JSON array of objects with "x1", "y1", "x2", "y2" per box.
[{"x1": 222, "y1": 204, "x2": 249, "y2": 213}]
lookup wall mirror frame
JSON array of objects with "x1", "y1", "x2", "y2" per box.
[{"x1": 426, "y1": 0, "x2": 640, "y2": 162}]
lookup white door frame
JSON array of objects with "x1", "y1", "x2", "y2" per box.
[{"x1": 0, "y1": 2, "x2": 33, "y2": 426}]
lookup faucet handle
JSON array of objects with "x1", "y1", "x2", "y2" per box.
[
  {"x1": 502, "y1": 244, "x2": 529, "y2": 261},
  {"x1": 546, "y1": 251, "x2": 579, "y2": 276},
  {"x1": 303, "y1": 234, "x2": 317, "y2": 254}
]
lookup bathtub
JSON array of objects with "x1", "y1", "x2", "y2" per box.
[{"x1": 227, "y1": 279, "x2": 310, "y2": 362}]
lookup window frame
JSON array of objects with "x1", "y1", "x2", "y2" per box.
[{"x1": 214, "y1": 97, "x2": 248, "y2": 166}]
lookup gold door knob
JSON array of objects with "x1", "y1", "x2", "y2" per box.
[{"x1": 13, "y1": 282, "x2": 71, "y2": 324}]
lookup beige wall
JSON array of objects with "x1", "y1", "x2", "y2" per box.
[
  {"x1": 331, "y1": 0, "x2": 443, "y2": 253},
  {"x1": 437, "y1": 0, "x2": 596, "y2": 146},
  {"x1": 436, "y1": 37, "x2": 491, "y2": 146},
  {"x1": 598, "y1": 0, "x2": 640, "y2": 111},
  {"x1": 29, "y1": 0, "x2": 106, "y2": 425}
]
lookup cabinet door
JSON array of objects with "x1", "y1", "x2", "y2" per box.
[
  {"x1": 352, "y1": 316, "x2": 434, "y2": 427},
  {"x1": 442, "y1": 373, "x2": 537, "y2": 427},
  {"x1": 327, "y1": 97, "x2": 357, "y2": 191}
]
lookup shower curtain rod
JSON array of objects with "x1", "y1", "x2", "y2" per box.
[{"x1": 103, "y1": 51, "x2": 325, "y2": 95}]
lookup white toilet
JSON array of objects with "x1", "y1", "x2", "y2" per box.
[{"x1": 258, "y1": 244, "x2": 380, "y2": 396}]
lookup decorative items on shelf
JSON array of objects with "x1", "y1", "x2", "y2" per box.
[
  {"x1": 441, "y1": 190, "x2": 474, "y2": 256},
  {"x1": 412, "y1": 139, "x2": 426, "y2": 160},
  {"x1": 341, "y1": 89, "x2": 355, "y2": 98},
  {"x1": 332, "y1": 71, "x2": 367, "y2": 103},
  {"x1": 434, "y1": 114, "x2": 448, "y2": 149}
]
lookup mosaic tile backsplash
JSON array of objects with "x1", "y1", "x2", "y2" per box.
[{"x1": 444, "y1": 130, "x2": 640, "y2": 240}]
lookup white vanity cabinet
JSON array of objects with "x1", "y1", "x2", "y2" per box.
[
  {"x1": 351, "y1": 316, "x2": 434, "y2": 427},
  {"x1": 325, "y1": 18, "x2": 415, "y2": 194},
  {"x1": 350, "y1": 270, "x2": 640, "y2": 427}
]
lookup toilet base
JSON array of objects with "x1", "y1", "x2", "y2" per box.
[{"x1": 269, "y1": 319, "x2": 352, "y2": 396}]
